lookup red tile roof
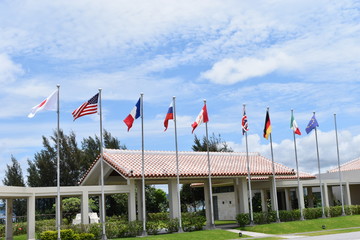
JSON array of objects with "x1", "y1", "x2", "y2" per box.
[
  {"x1": 81, "y1": 149, "x2": 298, "y2": 182},
  {"x1": 327, "y1": 157, "x2": 360, "y2": 173}
]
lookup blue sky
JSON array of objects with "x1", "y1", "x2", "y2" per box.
[{"x1": 1, "y1": 0, "x2": 360, "y2": 184}]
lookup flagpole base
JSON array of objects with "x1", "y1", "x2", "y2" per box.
[
  {"x1": 101, "y1": 234, "x2": 107, "y2": 240},
  {"x1": 276, "y1": 218, "x2": 281, "y2": 223},
  {"x1": 206, "y1": 224, "x2": 216, "y2": 230},
  {"x1": 249, "y1": 220, "x2": 254, "y2": 226},
  {"x1": 141, "y1": 230, "x2": 147, "y2": 237},
  {"x1": 177, "y1": 227, "x2": 183, "y2": 233}
]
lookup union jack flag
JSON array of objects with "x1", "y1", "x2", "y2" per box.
[{"x1": 242, "y1": 105, "x2": 249, "y2": 135}]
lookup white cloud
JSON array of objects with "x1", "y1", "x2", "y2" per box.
[
  {"x1": 201, "y1": 52, "x2": 295, "y2": 84},
  {"x1": 0, "y1": 54, "x2": 23, "y2": 84}
]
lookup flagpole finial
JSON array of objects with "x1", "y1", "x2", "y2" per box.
[
  {"x1": 98, "y1": 88, "x2": 102, "y2": 92},
  {"x1": 243, "y1": 103, "x2": 246, "y2": 107},
  {"x1": 173, "y1": 96, "x2": 176, "y2": 100},
  {"x1": 313, "y1": 111, "x2": 316, "y2": 115},
  {"x1": 267, "y1": 106, "x2": 269, "y2": 111},
  {"x1": 141, "y1": 92, "x2": 144, "y2": 96},
  {"x1": 203, "y1": 99, "x2": 206, "y2": 103},
  {"x1": 57, "y1": 84, "x2": 60, "y2": 88}
]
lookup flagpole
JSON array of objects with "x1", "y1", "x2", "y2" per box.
[
  {"x1": 56, "y1": 84, "x2": 61, "y2": 240},
  {"x1": 291, "y1": 109, "x2": 304, "y2": 221},
  {"x1": 313, "y1": 112, "x2": 326, "y2": 218},
  {"x1": 268, "y1": 107, "x2": 280, "y2": 223},
  {"x1": 243, "y1": 104, "x2": 254, "y2": 225},
  {"x1": 140, "y1": 93, "x2": 147, "y2": 236},
  {"x1": 204, "y1": 99, "x2": 215, "y2": 229},
  {"x1": 334, "y1": 113, "x2": 345, "y2": 216},
  {"x1": 98, "y1": 89, "x2": 107, "y2": 240},
  {"x1": 173, "y1": 96, "x2": 183, "y2": 232}
]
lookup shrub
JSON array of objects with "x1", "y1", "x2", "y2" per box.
[
  {"x1": 304, "y1": 207, "x2": 323, "y2": 219},
  {"x1": 40, "y1": 229, "x2": 75, "y2": 240},
  {"x1": 266, "y1": 211, "x2": 277, "y2": 223},
  {"x1": 146, "y1": 221, "x2": 161, "y2": 235},
  {"x1": 148, "y1": 212, "x2": 169, "y2": 221},
  {"x1": 165, "y1": 218, "x2": 179, "y2": 233},
  {"x1": 127, "y1": 220, "x2": 142, "y2": 237},
  {"x1": 236, "y1": 213, "x2": 250, "y2": 227},
  {"x1": 253, "y1": 212, "x2": 267, "y2": 224},
  {"x1": 88, "y1": 223, "x2": 101, "y2": 239},
  {"x1": 74, "y1": 233, "x2": 95, "y2": 240},
  {"x1": 13, "y1": 222, "x2": 27, "y2": 235}
]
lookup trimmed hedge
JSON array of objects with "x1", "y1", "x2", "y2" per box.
[{"x1": 236, "y1": 205, "x2": 360, "y2": 226}]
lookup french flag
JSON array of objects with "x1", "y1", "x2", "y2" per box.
[
  {"x1": 123, "y1": 98, "x2": 141, "y2": 131},
  {"x1": 164, "y1": 101, "x2": 174, "y2": 131},
  {"x1": 191, "y1": 104, "x2": 209, "y2": 133}
]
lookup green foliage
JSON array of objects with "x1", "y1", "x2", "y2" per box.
[
  {"x1": 180, "y1": 183, "x2": 205, "y2": 212},
  {"x1": 182, "y1": 212, "x2": 206, "y2": 231},
  {"x1": 40, "y1": 229, "x2": 76, "y2": 240},
  {"x1": 148, "y1": 212, "x2": 169, "y2": 221},
  {"x1": 236, "y1": 213, "x2": 250, "y2": 227},
  {"x1": 146, "y1": 185, "x2": 168, "y2": 213},
  {"x1": 165, "y1": 218, "x2": 179, "y2": 233},
  {"x1": 304, "y1": 207, "x2": 324, "y2": 219},
  {"x1": 3, "y1": 156, "x2": 27, "y2": 217},
  {"x1": 192, "y1": 133, "x2": 233, "y2": 152},
  {"x1": 74, "y1": 233, "x2": 95, "y2": 240}
]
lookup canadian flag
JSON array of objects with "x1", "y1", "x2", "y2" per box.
[
  {"x1": 191, "y1": 104, "x2": 209, "y2": 133},
  {"x1": 28, "y1": 89, "x2": 58, "y2": 118}
]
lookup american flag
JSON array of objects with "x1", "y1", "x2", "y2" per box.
[
  {"x1": 242, "y1": 105, "x2": 249, "y2": 135},
  {"x1": 72, "y1": 93, "x2": 99, "y2": 121}
]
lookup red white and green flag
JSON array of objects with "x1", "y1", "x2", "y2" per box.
[{"x1": 290, "y1": 112, "x2": 301, "y2": 135}]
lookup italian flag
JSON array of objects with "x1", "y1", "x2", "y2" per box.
[{"x1": 290, "y1": 112, "x2": 301, "y2": 135}]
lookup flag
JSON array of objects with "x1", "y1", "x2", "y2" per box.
[
  {"x1": 164, "y1": 101, "x2": 174, "y2": 131},
  {"x1": 124, "y1": 98, "x2": 141, "y2": 131},
  {"x1": 263, "y1": 109, "x2": 272, "y2": 140},
  {"x1": 242, "y1": 106, "x2": 249, "y2": 135},
  {"x1": 28, "y1": 89, "x2": 58, "y2": 118},
  {"x1": 305, "y1": 113, "x2": 319, "y2": 134},
  {"x1": 290, "y1": 112, "x2": 301, "y2": 135},
  {"x1": 191, "y1": 104, "x2": 209, "y2": 133},
  {"x1": 72, "y1": 93, "x2": 99, "y2": 121}
]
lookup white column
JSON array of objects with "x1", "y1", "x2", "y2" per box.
[
  {"x1": 168, "y1": 179, "x2": 179, "y2": 219},
  {"x1": 297, "y1": 182, "x2": 305, "y2": 211},
  {"x1": 238, "y1": 177, "x2": 249, "y2": 213},
  {"x1": 136, "y1": 180, "x2": 144, "y2": 221},
  {"x1": 128, "y1": 179, "x2": 136, "y2": 221},
  {"x1": 284, "y1": 188, "x2": 292, "y2": 211},
  {"x1": 307, "y1": 187, "x2": 314, "y2": 208},
  {"x1": 203, "y1": 180, "x2": 213, "y2": 228},
  {"x1": 5, "y1": 199, "x2": 13, "y2": 240},
  {"x1": 233, "y1": 178, "x2": 240, "y2": 215},
  {"x1": 269, "y1": 177, "x2": 277, "y2": 211},
  {"x1": 98, "y1": 195, "x2": 106, "y2": 223},
  {"x1": 81, "y1": 190, "x2": 89, "y2": 224},
  {"x1": 323, "y1": 183, "x2": 329, "y2": 208},
  {"x1": 27, "y1": 195, "x2": 36, "y2": 240},
  {"x1": 345, "y1": 182, "x2": 352, "y2": 206},
  {"x1": 260, "y1": 189, "x2": 268, "y2": 212},
  {"x1": 328, "y1": 185, "x2": 334, "y2": 206}
]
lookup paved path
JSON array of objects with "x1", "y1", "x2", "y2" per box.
[{"x1": 217, "y1": 224, "x2": 360, "y2": 239}]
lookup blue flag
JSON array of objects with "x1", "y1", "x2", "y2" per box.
[{"x1": 305, "y1": 114, "x2": 319, "y2": 134}]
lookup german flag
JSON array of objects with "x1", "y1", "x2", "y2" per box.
[{"x1": 263, "y1": 109, "x2": 272, "y2": 140}]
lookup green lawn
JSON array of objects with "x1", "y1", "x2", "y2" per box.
[
  {"x1": 113, "y1": 229, "x2": 246, "y2": 240},
  {"x1": 215, "y1": 220, "x2": 237, "y2": 225},
  {"x1": 299, "y1": 227, "x2": 360, "y2": 237},
  {"x1": 240, "y1": 215, "x2": 360, "y2": 234}
]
